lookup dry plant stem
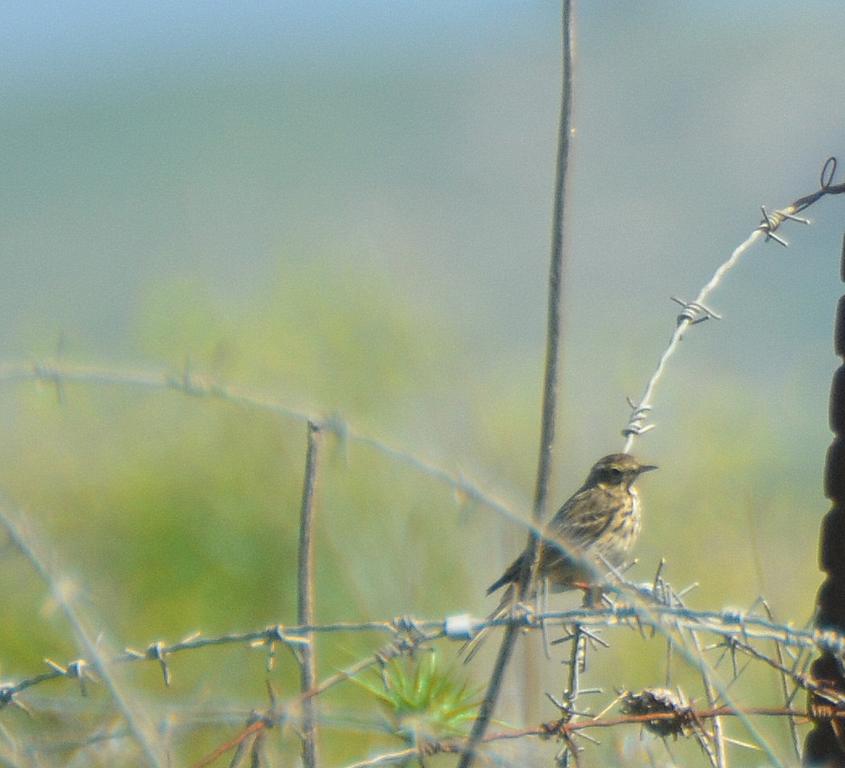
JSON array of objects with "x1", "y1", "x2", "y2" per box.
[
  {"x1": 778, "y1": 646, "x2": 803, "y2": 762},
  {"x1": 761, "y1": 601, "x2": 802, "y2": 763},
  {"x1": 458, "y1": 2, "x2": 574, "y2": 766},
  {"x1": 0, "y1": 504, "x2": 164, "y2": 767},
  {"x1": 687, "y1": 626, "x2": 726, "y2": 768},
  {"x1": 532, "y1": 0, "x2": 574, "y2": 539},
  {"x1": 298, "y1": 422, "x2": 322, "y2": 768},
  {"x1": 192, "y1": 720, "x2": 266, "y2": 768}
]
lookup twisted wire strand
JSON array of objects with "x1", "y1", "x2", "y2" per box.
[
  {"x1": 623, "y1": 156, "x2": 845, "y2": 450},
  {"x1": 3, "y1": 601, "x2": 841, "y2": 707}
]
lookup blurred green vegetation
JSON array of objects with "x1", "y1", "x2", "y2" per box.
[
  {"x1": 0, "y1": 264, "x2": 828, "y2": 765},
  {"x1": 0, "y1": 266, "x2": 486, "y2": 765}
]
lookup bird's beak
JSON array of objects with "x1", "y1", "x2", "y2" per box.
[{"x1": 638, "y1": 464, "x2": 658, "y2": 474}]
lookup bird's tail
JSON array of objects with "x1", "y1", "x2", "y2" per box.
[{"x1": 459, "y1": 585, "x2": 516, "y2": 664}]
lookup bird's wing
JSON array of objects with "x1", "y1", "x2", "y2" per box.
[
  {"x1": 545, "y1": 487, "x2": 615, "y2": 553},
  {"x1": 486, "y1": 554, "x2": 523, "y2": 595}
]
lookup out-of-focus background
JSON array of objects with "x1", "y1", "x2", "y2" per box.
[{"x1": 2, "y1": 2, "x2": 845, "y2": 765}]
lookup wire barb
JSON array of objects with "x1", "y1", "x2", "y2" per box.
[
  {"x1": 622, "y1": 157, "x2": 842, "y2": 454},
  {"x1": 145, "y1": 642, "x2": 172, "y2": 687},
  {"x1": 758, "y1": 206, "x2": 792, "y2": 246},
  {"x1": 622, "y1": 398, "x2": 655, "y2": 438},
  {"x1": 670, "y1": 297, "x2": 722, "y2": 326}
]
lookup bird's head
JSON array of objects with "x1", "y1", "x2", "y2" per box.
[{"x1": 587, "y1": 453, "x2": 657, "y2": 489}]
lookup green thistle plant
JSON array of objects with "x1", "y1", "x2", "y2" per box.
[{"x1": 355, "y1": 650, "x2": 480, "y2": 757}]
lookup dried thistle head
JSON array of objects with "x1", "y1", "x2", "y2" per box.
[{"x1": 620, "y1": 687, "x2": 694, "y2": 738}]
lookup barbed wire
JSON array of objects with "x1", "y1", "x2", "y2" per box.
[
  {"x1": 4, "y1": 601, "x2": 843, "y2": 712},
  {"x1": 0, "y1": 477, "x2": 822, "y2": 767},
  {"x1": 622, "y1": 156, "x2": 845, "y2": 451},
  {"x1": 0, "y1": 358, "x2": 531, "y2": 529},
  {"x1": 0, "y1": 409, "x2": 827, "y2": 764},
  {"x1": 2, "y1": 158, "x2": 840, "y2": 741}
]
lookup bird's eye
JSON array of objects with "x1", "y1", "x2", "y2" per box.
[{"x1": 607, "y1": 467, "x2": 623, "y2": 482}]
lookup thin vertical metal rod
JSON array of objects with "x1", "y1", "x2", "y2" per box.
[
  {"x1": 458, "y1": 2, "x2": 574, "y2": 765},
  {"x1": 298, "y1": 421, "x2": 322, "y2": 768},
  {"x1": 532, "y1": 0, "x2": 574, "y2": 532}
]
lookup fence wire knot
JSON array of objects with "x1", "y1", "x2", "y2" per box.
[
  {"x1": 810, "y1": 700, "x2": 845, "y2": 723},
  {"x1": 815, "y1": 628, "x2": 845, "y2": 657},
  {"x1": 46, "y1": 658, "x2": 95, "y2": 697},
  {"x1": 540, "y1": 715, "x2": 574, "y2": 740},
  {"x1": 0, "y1": 684, "x2": 15, "y2": 709},
  {"x1": 670, "y1": 296, "x2": 722, "y2": 326},
  {"x1": 622, "y1": 398, "x2": 655, "y2": 438},
  {"x1": 250, "y1": 625, "x2": 311, "y2": 671},
  {"x1": 757, "y1": 205, "x2": 811, "y2": 247},
  {"x1": 385, "y1": 616, "x2": 428, "y2": 658},
  {"x1": 821, "y1": 156, "x2": 839, "y2": 190}
]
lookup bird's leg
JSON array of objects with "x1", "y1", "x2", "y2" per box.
[
  {"x1": 540, "y1": 577, "x2": 552, "y2": 658},
  {"x1": 586, "y1": 586, "x2": 603, "y2": 608},
  {"x1": 571, "y1": 581, "x2": 604, "y2": 609}
]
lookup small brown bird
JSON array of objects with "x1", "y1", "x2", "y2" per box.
[{"x1": 463, "y1": 453, "x2": 656, "y2": 660}]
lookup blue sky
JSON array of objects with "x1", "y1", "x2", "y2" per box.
[
  {"x1": 4, "y1": 2, "x2": 832, "y2": 88},
  {"x1": 0, "y1": 2, "x2": 549, "y2": 85}
]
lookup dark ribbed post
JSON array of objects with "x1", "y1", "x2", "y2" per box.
[{"x1": 805, "y1": 233, "x2": 845, "y2": 766}]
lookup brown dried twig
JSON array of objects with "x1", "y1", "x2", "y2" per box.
[
  {"x1": 297, "y1": 422, "x2": 323, "y2": 768},
  {"x1": 344, "y1": 703, "x2": 833, "y2": 768}
]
